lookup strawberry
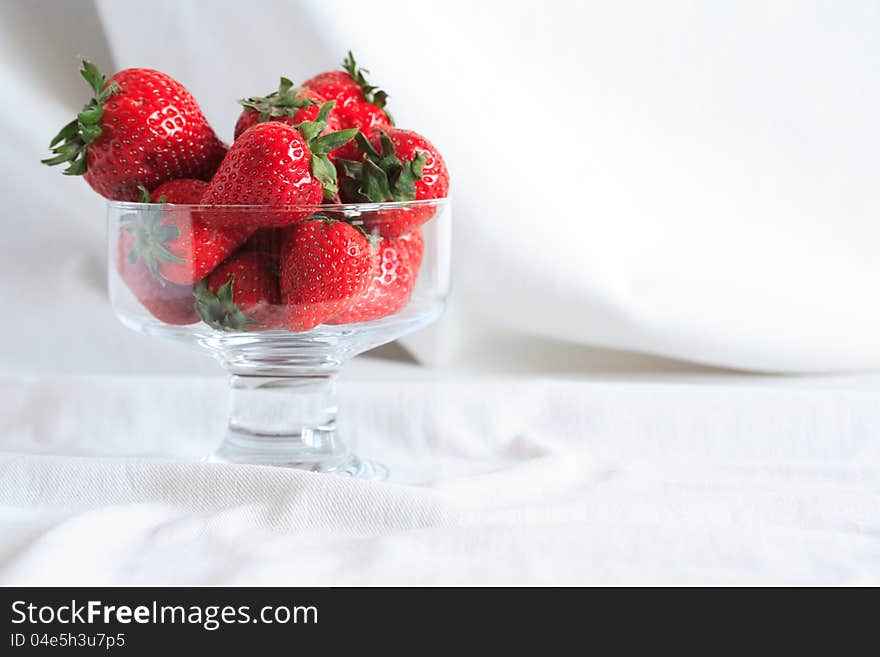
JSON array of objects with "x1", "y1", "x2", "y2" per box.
[
  {"x1": 302, "y1": 52, "x2": 393, "y2": 161},
  {"x1": 195, "y1": 250, "x2": 282, "y2": 331},
  {"x1": 199, "y1": 106, "x2": 357, "y2": 228},
  {"x1": 117, "y1": 179, "x2": 210, "y2": 324},
  {"x1": 233, "y1": 78, "x2": 342, "y2": 141},
  {"x1": 302, "y1": 52, "x2": 389, "y2": 108},
  {"x1": 117, "y1": 231, "x2": 198, "y2": 325},
  {"x1": 301, "y1": 71, "x2": 362, "y2": 106},
  {"x1": 328, "y1": 229, "x2": 424, "y2": 324},
  {"x1": 338, "y1": 128, "x2": 448, "y2": 238},
  {"x1": 126, "y1": 181, "x2": 252, "y2": 285},
  {"x1": 146, "y1": 178, "x2": 206, "y2": 204},
  {"x1": 42, "y1": 59, "x2": 227, "y2": 201},
  {"x1": 280, "y1": 217, "x2": 377, "y2": 331}
]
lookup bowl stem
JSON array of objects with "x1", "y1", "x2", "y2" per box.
[{"x1": 208, "y1": 371, "x2": 387, "y2": 479}]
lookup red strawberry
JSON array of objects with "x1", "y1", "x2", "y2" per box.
[
  {"x1": 233, "y1": 78, "x2": 342, "y2": 140},
  {"x1": 302, "y1": 52, "x2": 393, "y2": 160},
  {"x1": 117, "y1": 232, "x2": 198, "y2": 325},
  {"x1": 302, "y1": 52, "x2": 387, "y2": 105},
  {"x1": 195, "y1": 250, "x2": 282, "y2": 331},
  {"x1": 199, "y1": 108, "x2": 357, "y2": 228},
  {"x1": 338, "y1": 128, "x2": 448, "y2": 238},
  {"x1": 280, "y1": 218, "x2": 377, "y2": 331},
  {"x1": 328, "y1": 229, "x2": 424, "y2": 324},
  {"x1": 43, "y1": 59, "x2": 227, "y2": 201},
  {"x1": 302, "y1": 71, "x2": 363, "y2": 105},
  {"x1": 127, "y1": 181, "x2": 252, "y2": 285},
  {"x1": 148, "y1": 178, "x2": 206, "y2": 204}
]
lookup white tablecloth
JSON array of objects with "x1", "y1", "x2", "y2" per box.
[{"x1": 2, "y1": 360, "x2": 879, "y2": 585}]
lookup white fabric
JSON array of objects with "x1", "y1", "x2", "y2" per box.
[
  {"x1": 1, "y1": 1, "x2": 880, "y2": 585},
  {"x1": 2, "y1": 363, "x2": 880, "y2": 585}
]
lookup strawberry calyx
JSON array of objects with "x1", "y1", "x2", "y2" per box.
[
  {"x1": 41, "y1": 59, "x2": 119, "y2": 176},
  {"x1": 194, "y1": 277, "x2": 261, "y2": 331},
  {"x1": 342, "y1": 51, "x2": 394, "y2": 124},
  {"x1": 337, "y1": 130, "x2": 427, "y2": 203},
  {"x1": 295, "y1": 102, "x2": 358, "y2": 201},
  {"x1": 237, "y1": 77, "x2": 318, "y2": 122},
  {"x1": 120, "y1": 186, "x2": 184, "y2": 284}
]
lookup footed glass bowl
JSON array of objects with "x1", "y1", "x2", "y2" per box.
[{"x1": 109, "y1": 199, "x2": 451, "y2": 479}]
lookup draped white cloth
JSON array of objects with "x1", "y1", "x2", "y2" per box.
[
  {"x1": 1, "y1": 0, "x2": 879, "y2": 585},
  {"x1": 2, "y1": 366, "x2": 880, "y2": 585},
  {"x1": 4, "y1": 0, "x2": 880, "y2": 374}
]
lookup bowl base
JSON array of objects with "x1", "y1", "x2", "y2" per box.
[
  {"x1": 206, "y1": 449, "x2": 388, "y2": 481},
  {"x1": 325, "y1": 455, "x2": 389, "y2": 480}
]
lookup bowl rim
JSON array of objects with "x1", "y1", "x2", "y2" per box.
[{"x1": 107, "y1": 197, "x2": 450, "y2": 212}]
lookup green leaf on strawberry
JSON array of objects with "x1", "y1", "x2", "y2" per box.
[
  {"x1": 338, "y1": 130, "x2": 427, "y2": 203},
  {"x1": 121, "y1": 213, "x2": 185, "y2": 284},
  {"x1": 237, "y1": 77, "x2": 319, "y2": 122},
  {"x1": 295, "y1": 101, "x2": 358, "y2": 201},
  {"x1": 41, "y1": 59, "x2": 119, "y2": 176},
  {"x1": 119, "y1": 185, "x2": 183, "y2": 284},
  {"x1": 342, "y1": 51, "x2": 390, "y2": 111},
  {"x1": 194, "y1": 277, "x2": 261, "y2": 331}
]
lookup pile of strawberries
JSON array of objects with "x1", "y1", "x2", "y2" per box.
[{"x1": 44, "y1": 54, "x2": 448, "y2": 331}]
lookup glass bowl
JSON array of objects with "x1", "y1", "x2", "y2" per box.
[{"x1": 108, "y1": 198, "x2": 451, "y2": 479}]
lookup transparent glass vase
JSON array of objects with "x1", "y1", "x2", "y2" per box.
[{"x1": 108, "y1": 199, "x2": 451, "y2": 479}]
